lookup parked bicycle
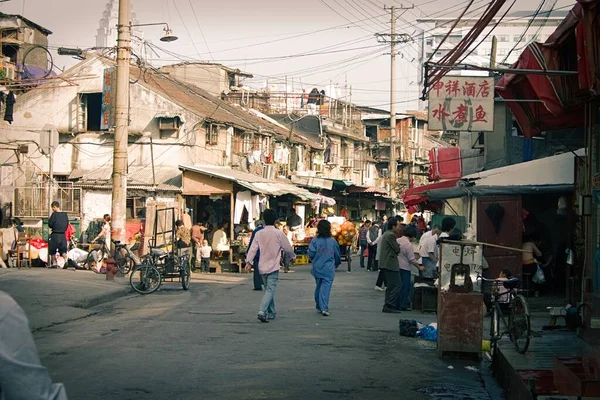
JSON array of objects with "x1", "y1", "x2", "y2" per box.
[
  {"x1": 82, "y1": 239, "x2": 139, "y2": 275},
  {"x1": 478, "y1": 275, "x2": 531, "y2": 355},
  {"x1": 129, "y1": 243, "x2": 190, "y2": 295}
]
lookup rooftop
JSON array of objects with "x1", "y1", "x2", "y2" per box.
[{"x1": 0, "y1": 12, "x2": 53, "y2": 35}]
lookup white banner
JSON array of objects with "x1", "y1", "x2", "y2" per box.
[{"x1": 428, "y1": 76, "x2": 495, "y2": 132}]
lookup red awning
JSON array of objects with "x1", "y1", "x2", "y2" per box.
[
  {"x1": 347, "y1": 185, "x2": 388, "y2": 195},
  {"x1": 496, "y1": 43, "x2": 585, "y2": 138},
  {"x1": 496, "y1": 1, "x2": 599, "y2": 138},
  {"x1": 402, "y1": 179, "x2": 460, "y2": 207}
]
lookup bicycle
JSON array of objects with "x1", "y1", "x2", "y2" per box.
[
  {"x1": 129, "y1": 244, "x2": 190, "y2": 295},
  {"x1": 478, "y1": 275, "x2": 531, "y2": 355},
  {"x1": 82, "y1": 239, "x2": 138, "y2": 275}
]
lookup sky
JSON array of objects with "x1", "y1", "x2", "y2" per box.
[{"x1": 1, "y1": 0, "x2": 576, "y2": 111}]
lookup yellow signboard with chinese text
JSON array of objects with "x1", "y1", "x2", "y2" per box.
[{"x1": 427, "y1": 76, "x2": 495, "y2": 132}]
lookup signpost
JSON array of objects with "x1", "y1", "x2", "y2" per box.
[
  {"x1": 428, "y1": 76, "x2": 495, "y2": 132},
  {"x1": 101, "y1": 67, "x2": 117, "y2": 131}
]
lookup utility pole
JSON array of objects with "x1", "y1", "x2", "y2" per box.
[
  {"x1": 377, "y1": 4, "x2": 413, "y2": 200},
  {"x1": 112, "y1": 0, "x2": 131, "y2": 244},
  {"x1": 490, "y1": 36, "x2": 498, "y2": 70}
]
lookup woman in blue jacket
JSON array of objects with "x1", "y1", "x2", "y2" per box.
[{"x1": 308, "y1": 220, "x2": 341, "y2": 316}]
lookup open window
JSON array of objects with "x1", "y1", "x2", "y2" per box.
[
  {"x1": 158, "y1": 116, "x2": 182, "y2": 139},
  {"x1": 205, "y1": 123, "x2": 218, "y2": 145},
  {"x1": 78, "y1": 93, "x2": 105, "y2": 132}
]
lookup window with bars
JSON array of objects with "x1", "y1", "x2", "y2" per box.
[
  {"x1": 341, "y1": 144, "x2": 352, "y2": 167},
  {"x1": 353, "y1": 148, "x2": 366, "y2": 170},
  {"x1": 205, "y1": 123, "x2": 218, "y2": 145},
  {"x1": 232, "y1": 131, "x2": 254, "y2": 154}
]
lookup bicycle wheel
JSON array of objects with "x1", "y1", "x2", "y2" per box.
[
  {"x1": 130, "y1": 263, "x2": 161, "y2": 295},
  {"x1": 116, "y1": 255, "x2": 134, "y2": 275},
  {"x1": 181, "y1": 263, "x2": 191, "y2": 290},
  {"x1": 510, "y1": 294, "x2": 531, "y2": 354}
]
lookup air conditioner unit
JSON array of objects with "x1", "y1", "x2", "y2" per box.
[{"x1": 2, "y1": 65, "x2": 15, "y2": 80}]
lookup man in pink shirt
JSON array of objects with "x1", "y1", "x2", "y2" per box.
[{"x1": 245, "y1": 209, "x2": 296, "y2": 322}]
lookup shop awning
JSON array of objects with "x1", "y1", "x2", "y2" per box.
[
  {"x1": 496, "y1": 1, "x2": 599, "y2": 137},
  {"x1": 427, "y1": 149, "x2": 584, "y2": 200},
  {"x1": 401, "y1": 179, "x2": 460, "y2": 207},
  {"x1": 496, "y1": 43, "x2": 585, "y2": 138},
  {"x1": 179, "y1": 164, "x2": 319, "y2": 201},
  {"x1": 347, "y1": 185, "x2": 388, "y2": 196},
  {"x1": 69, "y1": 166, "x2": 182, "y2": 192},
  {"x1": 291, "y1": 175, "x2": 334, "y2": 190}
]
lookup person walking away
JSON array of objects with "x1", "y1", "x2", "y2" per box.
[
  {"x1": 175, "y1": 220, "x2": 191, "y2": 260},
  {"x1": 308, "y1": 220, "x2": 341, "y2": 316},
  {"x1": 367, "y1": 221, "x2": 381, "y2": 271},
  {"x1": 396, "y1": 226, "x2": 423, "y2": 311},
  {"x1": 190, "y1": 222, "x2": 205, "y2": 271},
  {"x1": 247, "y1": 223, "x2": 264, "y2": 290},
  {"x1": 245, "y1": 209, "x2": 296, "y2": 322},
  {"x1": 418, "y1": 225, "x2": 441, "y2": 279},
  {"x1": 379, "y1": 217, "x2": 403, "y2": 313},
  {"x1": 0, "y1": 291, "x2": 69, "y2": 399},
  {"x1": 358, "y1": 220, "x2": 371, "y2": 269},
  {"x1": 282, "y1": 225, "x2": 294, "y2": 273},
  {"x1": 48, "y1": 202, "x2": 69, "y2": 268},
  {"x1": 198, "y1": 239, "x2": 212, "y2": 273}
]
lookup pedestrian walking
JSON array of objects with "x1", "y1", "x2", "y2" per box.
[
  {"x1": 358, "y1": 220, "x2": 370, "y2": 268},
  {"x1": 308, "y1": 220, "x2": 341, "y2": 317},
  {"x1": 367, "y1": 221, "x2": 381, "y2": 271},
  {"x1": 378, "y1": 217, "x2": 403, "y2": 313},
  {"x1": 245, "y1": 209, "x2": 296, "y2": 323},
  {"x1": 247, "y1": 223, "x2": 264, "y2": 290}
]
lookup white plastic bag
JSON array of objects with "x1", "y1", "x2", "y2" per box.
[{"x1": 532, "y1": 265, "x2": 546, "y2": 284}]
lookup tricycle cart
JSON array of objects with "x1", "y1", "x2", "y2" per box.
[
  {"x1": 129, "y1": 207, "x2": 190, "y2": 294},
  {"x1": 337, "y1": 245, "x2": 352, "y2": 272}
]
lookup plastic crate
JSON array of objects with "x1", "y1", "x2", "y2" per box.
[{"x1": 294, "y1": 254, "x2": 309, "y2": 265}]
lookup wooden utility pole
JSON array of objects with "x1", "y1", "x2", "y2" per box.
[
  {"x1": 490, "y1": 36, "x2": 498, "y2": 70},
  {"x1": 112, "y1": 0, "x2": 131, "y2": 243},
  {"x1": 377, "y1": 4, "x2": 413, "y2": 200},
  {"x1": 389, "y1": 5, "x2": 398, "y2": 198}
]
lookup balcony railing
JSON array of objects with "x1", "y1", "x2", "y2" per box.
[
  {"x1": 14, "y1": 185, "x2": 81, "y2": 218},
  {"x1": 224, "y1": 91, "x2": 363, "y2": 130}
]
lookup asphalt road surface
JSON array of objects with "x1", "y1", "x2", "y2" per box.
[{"x1": 34, "y1": 263, "x2": 499, "y2": 400}]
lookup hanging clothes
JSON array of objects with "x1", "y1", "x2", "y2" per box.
[
  {"x1": 234, "y1": 191, "x2": 253, "y2": 224},
  {"x1": 251, "y1": 195, "x2": 261, "y2": 221},
  {"x1": 258, "y1": 195, "x2": 268, "y2": 213},
  {"x1": 4, "y1": 91, "x2": 15, "y2": 124}
]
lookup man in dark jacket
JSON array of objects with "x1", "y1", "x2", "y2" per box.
[
  {"x1": 48, "y1": 201, "x2": 69, "y2": 268},
  {"x1": 247, "y1": 223, "x2": 264, "y2": 290},
  {"x1": 378, "y1": 217, "x2": 403, "y2": 313}
]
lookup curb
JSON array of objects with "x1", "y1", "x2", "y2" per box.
[{"x1": 72, "y1": 286, "x2": 133, "y2": 309}]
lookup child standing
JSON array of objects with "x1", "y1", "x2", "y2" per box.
[
  {"x1": 199, "y1": 239, "x2": 212, "y2": 273},
  {"x1": 308, "y1": 220, "x2": 341, "y2": 316},
  {"x1": 282, "y1": 225, "x2": 294, "y2": 273}
]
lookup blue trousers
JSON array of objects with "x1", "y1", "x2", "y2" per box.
[
  {"x1": 259, "y1": 271, "x2": 279, "y2": 317},
  {"x1": 314, "y1": 276, "x2": 334, "y2": 312},
  {"x1": 398, "y1": 269, "x2": 412, "y2": 309},
  {"x1": 253, "y1": 261, "x2": 262, "y2": 290}
]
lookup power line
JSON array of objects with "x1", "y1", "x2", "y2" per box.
[{"x1": 187, "y1": 0, "x2": 214, "y2": 62}]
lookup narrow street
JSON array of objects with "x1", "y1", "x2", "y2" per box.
[{"x1": 33, "y1": 264, "x2": 495, "y2": 400}]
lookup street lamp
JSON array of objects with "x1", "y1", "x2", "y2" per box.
[{"x1": 131, "y1": 23, "x2": 179, "y2": 42}]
